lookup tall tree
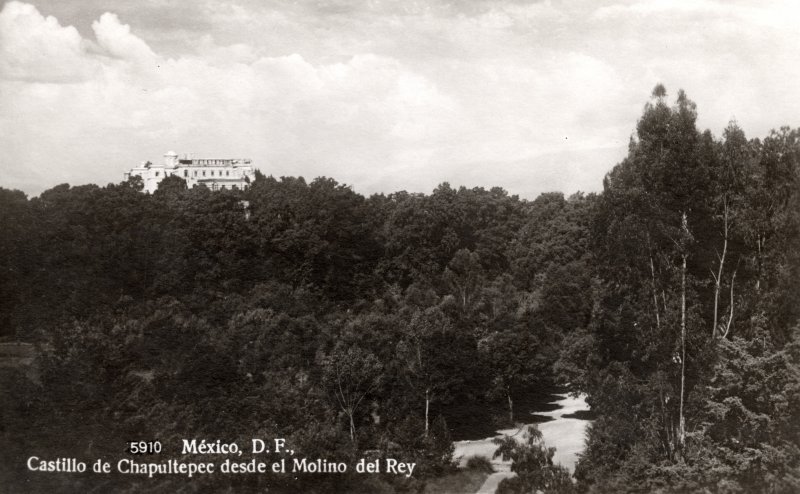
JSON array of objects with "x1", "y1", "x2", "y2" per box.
[
  {"x1": 321, "y1": 345, "x2": 383, "y2": 444},
  {"x1": 397, "y1": 307, "x2": 477, "y2": 436}
]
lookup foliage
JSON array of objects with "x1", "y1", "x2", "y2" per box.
[
  {"x1": 574, "y1": 86, "x2": 800, "y2": 492},
  {"x1": 464, "y1": 455, "x2": 494, "y2": 473},
  {"x1": 493, "y1": 428, "x2": 576, "y2": 494},
  {"x1": 1, "y1": 84, "x2": 798, "y2": 493}
]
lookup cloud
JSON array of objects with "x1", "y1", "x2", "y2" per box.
[
  {"x1": 0, "y1": 1, "x2": 98, "y2": 82},
  {"x1": 0, "y1": 2, "x2": 460, "y2": 194},
  {"x1": 1, "y1": 1, "x2": 799, "y2": 198},
  {"x1": 92, "y1": 12, "x2": 156, "y2": 62},
  {"x1": 592, "y1": 0, "x2": 799, "y2": 28}
]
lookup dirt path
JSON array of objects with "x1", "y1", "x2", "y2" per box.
[{"x1": 452, "y1": 394, "x2": 591, "y2": 494}]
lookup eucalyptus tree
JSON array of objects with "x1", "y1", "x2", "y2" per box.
[{"x1": 591, "y1": 85, "x2": 716, "y2": 459}]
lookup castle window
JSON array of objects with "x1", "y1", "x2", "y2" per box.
[
  {"x1": 155, "y1": 171, "x2": 160, "y2": 177},
  {"x1": 226, "y1": 171, "x2": 230, "y2": 176},
  {"x1": 203, "y1": 171, "x2": 206, "y2": 176},
  {"x1": 184, "y1": 170, "x2": 188, "y2": 177}
]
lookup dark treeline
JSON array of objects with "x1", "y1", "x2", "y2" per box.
[
  {"x1": 1, "y1": 86, "x2": 799, "y2": 493},
  {"x1": 1, "y1": 166, "x2": 593, "y2": 492}
]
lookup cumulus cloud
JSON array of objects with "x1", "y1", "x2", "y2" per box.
[
  {"x1": 0, "y1": 2, "x2": 460, "y2": 194},
  {"x1": 1, "y1": 1, "x2": 799, "y2": 198},
  {"x1": 0, "y1": 1, "x2": 98, "y2": 82},
  {"x1": 92, "y1": 12, "x2": 157, "y2": 62}
]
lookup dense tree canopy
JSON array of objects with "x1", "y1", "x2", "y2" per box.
[
  {"x1": 1, "y1": 85, "x2": 798, "y2": 493},
  {"x1": 574, "y1": 87, "x2": 800, "y2": 493}
]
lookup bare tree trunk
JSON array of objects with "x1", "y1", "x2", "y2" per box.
[
  {"x1": 679, "y1": 250, "x2": 687, "y2": 452},
  {"x1": 424, "y1": 388, "x2": 430, "y2": 438},
  {"x1": 755, "y1": 234, "x2": 764, "y2": 292},
  {"x1": 722, "y1": 267, "x2": 738, "y2": 338},
  {"x1": 712, "y1": 199, "x2": 729, "y2": 338},
  {"x1": 650, "y1": 253, "x2": 661, "y2": 330},
  {"x1": 507, "y1": 388, "x2": 514, "y2": 424},
  {"x1": 348, "y1": 411, "x2": 355, "y2": 443},
  {"x1": 658, "y1": 385, "x2": 673, "y2": 459},
  {"x1": 646, "y1": 233, "x2": 661, "y2": 330},
  {"x1": 678, "y1": 211, "x2": 689, "y2": 453}
]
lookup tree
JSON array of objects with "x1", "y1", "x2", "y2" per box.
[
  {"x1": 154, "y1": 174, "x2": 188, "y2": 195},
  {"x1": 0, "y1": 188, "x2": 31, "y2": 337},
  {"x1": 585, "y1": 85, "x2": 723, "y2": 472},
  {"x1": 321, "y1": 345, "x2": 383, "y2": 444},
  {"x1": 710, "y1": 122, "x2": 749, "y2": 338},
  {"x1": 442, "y1": 248, "x2": 484, "y2": 312},
  {"x1": 479, "y1": 329, "x2": 543, "y2": 424},
  {"x1": 493, "y1": 427, "x2": 576, "y2": 494},
  {"x1": 397, "y1": 308, "x2": 476, "y2": 436}
]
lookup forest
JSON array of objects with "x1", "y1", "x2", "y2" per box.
[{"x1": 1, "y1": 86, "x2": 799, "y2": 493}]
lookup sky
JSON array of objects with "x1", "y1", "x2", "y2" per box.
[{"x1": 1, "y1": 0, "x2": 799, "y2": 199}]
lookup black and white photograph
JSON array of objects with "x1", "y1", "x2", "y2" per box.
[{"x1": 1, "y1": 1, "x2": 799, "y2": 492}]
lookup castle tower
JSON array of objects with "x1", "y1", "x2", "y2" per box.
[{"x1": 163, "y1": 151, "x2": 179, "y2": 168}]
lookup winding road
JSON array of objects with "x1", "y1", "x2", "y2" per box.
[{"x1": 453, "y1": 394, "x2": 591, "y2": 494}]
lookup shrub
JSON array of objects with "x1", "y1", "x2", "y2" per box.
[{"x1": 465, "y1": 455, "x2": 494, "y2": 473}]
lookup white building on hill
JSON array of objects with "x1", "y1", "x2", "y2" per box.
[{"x1": 124, "y1": 151, "x2": 256, "y2": 193}]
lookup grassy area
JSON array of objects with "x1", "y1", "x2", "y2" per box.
[{"x1": 422, "y1": 468, "x2": 491, "y2": 494}]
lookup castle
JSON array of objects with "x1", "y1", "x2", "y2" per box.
[{"x1": 124, "y1": 151, "x2": 256, "y2": 193}]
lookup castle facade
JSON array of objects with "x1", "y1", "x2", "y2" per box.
[{"x1": 124, "y1": 151, "x2": 256, "y2": 193}]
